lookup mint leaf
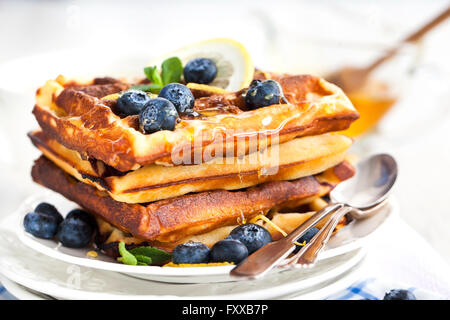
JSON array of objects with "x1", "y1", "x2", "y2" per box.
[
  {"x1": 144, "y1": 66, "x2": 163, "y2": 86},
  {"x1": 130, "y1": 84, "x2": 163, "y2": 93},
  {"x1": 135, "y1": 254, "x2": 152, "y2": 265},
  {"x1": 129, "y1": 246, "x2": 171, "y2": 265},
  {"x1": 161, "y1": 57, "x2": 183, "y2": 85},
  {"x1": 117, "y1": 241, "x2": 137, "y2": 266},
  {"x1": 141, "y1": 57, "x2": 183, "y2": 94}
]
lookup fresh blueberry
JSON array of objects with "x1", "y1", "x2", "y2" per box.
[
  {"x1": 228, "y1": 223, "x2": 272, "y2": 254},
  {"x1": 139, "y1": 98, "x2": 179, "y2": 134},
  {"x1": 116, "y1": 90, "x2": 151, "y2": 116},
  {"x1": 210, "y1": 239, "x2": 248, "y2": 264},
  {"x1": 34, "y1": 202, "x2": 63, "y2": 225},
  {"x1": 292, "y1": 227, "x2": 319, "y2": 254},
  {"x1": 23, "y1": 212, "x2": 60, "y2": 239},
  {"x1": 172, "y1": 242, "x2": 210, "y2": 264},
  {"x1": 57, "y1": 218, "x2": 94, "y2": 248},
  {"x1": 66, "y1": 209, "x2": 97, "y2": 229},
  {"x1": 244, "y1": 80, "x2": 281, "y2": 109},
  {"x1": 158, "y1": 83, "x2": 195, "y2": 114},
  {"x1": 183, "y1": 58, "x2": 217, "y2": 84},
  {"x1": 383, "y1": 289, "x2": 416, "y2": 300}
]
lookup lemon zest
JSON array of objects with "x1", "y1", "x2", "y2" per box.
[
  {"x1": 250, "y1": 215, "x2": 287, "y2": 236},
  {"x1": 163, "y1": 262, "x2": 234, "y2": 268},
  {"x1": 187, "y1": 83, "x2": 229, "y2": 94},
  {"x1": 101, "y1": 93, "x2": 120, "y2": 100},
  {"x1": 249, "y1": 215, "x2": 304, "y2": 247},
  {"x1": 86, "y1": 251, "x2": 98, "y2": 258},
  {"x1": 237, "y1": 211, "x2": 246, "y2": 225}
]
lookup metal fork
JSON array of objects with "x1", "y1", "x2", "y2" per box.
[{"x1": 284, "y1": 199, "x2": 388, "y2": 268}]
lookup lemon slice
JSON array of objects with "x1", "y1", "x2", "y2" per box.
[
  {"x1": 186, "y1": 83, "x2": 229, "y2": 96},
  {"x1": 148, "y1": 38, "x2": 254, "y2": 91}
]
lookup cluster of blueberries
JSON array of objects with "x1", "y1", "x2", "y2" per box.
[
  {"x1": 23, "y1": 202, "x2": 320, "y2": 265},
  {"x1": 115, "y1": 57, "x2": 282, "y2": 135},
  {"x1": 172, "y1": 223, "x2": 319, "y2": 265},
  {"x1": 23, "y1": 202, "x2": 96, "y2": 248}
]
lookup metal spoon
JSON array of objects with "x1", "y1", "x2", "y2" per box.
[{"x1": 230, "y1": 153, "x2": 397, "y2": 279}]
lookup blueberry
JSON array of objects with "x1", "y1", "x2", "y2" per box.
[
  {"x1": 292, "y1": 227, "x2": 319, "y2": 254},
  {"x1": 172, "y1": 242, "x2": 210, "y2": 264},
  {"x1": 183, "y1": 58, "x2": 217, "y2": 84},
  {"x1": 383, "y1": 289, "x2": 416, "y2": 300},
  {"x1": 57, "y1": 218, "x2": 94, "y2": 248},
  {"x1": 66, "y1": 209, "x2": 97, "y2": 229},
  {"x1": 158, "y1": 83, "x2": 195, "y2": 114},
  {"x1": 116, "y1": 90, "x2": 151, "y2": 116},
  {"x1": 139, "y1": 98, "x2": 179, "y2": 134},
  {"x1": 23, "y1": 212, "x2": 60, "y2": 239},
  {"x1": 228, "y1": 223, "x2": 272, "y2": 254},
  {"x1": 210, "y1": 239, "x2": 248, "y2": 264},
  {"x1": 244, "y1": 80, "x2": 281, "y2": 109},
  {"x1": 34, "y1": 202, "x2": 63, "y2": 225}
]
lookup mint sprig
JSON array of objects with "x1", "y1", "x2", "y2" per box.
[
  {"x1": 131, "y1": 57, "x2": 183, "y2": 94},
  {"x1": 144, "y1": 66, "x2": 163, "y2": 87},
  {"x1": 117, "y1": 241, "x2": 172, "y2": 266},
  {"x1": 129, "y1": 84, "x2": 163, "y2": 92},
  {"x1": 134, "y1": 254, "x2": 152, "y2": 265},
  {"x1": 161, "y1": 57, "x2": 183, "y2": 85},
  {"x1": 117, "y1": 241, "x2": 137, "y2": 266},
  {"x1": 130, "y1": 246, "x2": 172, "y2": 265}
]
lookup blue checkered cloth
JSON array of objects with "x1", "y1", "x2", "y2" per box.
[
  {"x1": 0, "y1": 284, "x2": 16, "y2": 300},
  {"x1": 326, "y1": 277, "x2": 444, "y2": 300}
]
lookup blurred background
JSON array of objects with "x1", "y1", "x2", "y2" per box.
[{"x1": 0, "y1": 0, "x2": 449, "y2": 262}]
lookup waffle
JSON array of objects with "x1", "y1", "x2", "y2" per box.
[
  {"x1": 33, "y1": 73, "x2": 359, "y2": 171},
  {"x1": 94, "y1": 197, "x2": 350, "y2": 258},
  {"x1": 29, "y1": 130, "x2": 353, "y2": 203},
  {"x1": 31, "y1": 156, "x2": 355, "y2": 243}
]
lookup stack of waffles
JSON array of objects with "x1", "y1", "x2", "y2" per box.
[{"x1": 28, "y1": 70, "x2": 359, "y2": 256}]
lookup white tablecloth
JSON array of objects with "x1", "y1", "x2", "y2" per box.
[{"x1": 341, "y1": 215, "x2": 450, "y2": 299}]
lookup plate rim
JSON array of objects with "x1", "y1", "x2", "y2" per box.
[
  {"x1": 0, "y1": 275, "x2": 48, "y2": 301},
  {"x1": 0, "y1": 239, "x2": 366, "y2": 300},
  {"x1": 13, "y1": 192, "x2": 397, "y2": 279}
]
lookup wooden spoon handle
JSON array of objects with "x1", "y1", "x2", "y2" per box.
[{"x1": 367, "y1": 6, "x2": 450, "y2": 73}]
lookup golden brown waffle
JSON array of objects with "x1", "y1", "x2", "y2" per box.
[
  {"x1": 94, "y1": 197, "x2": 349, "y2": 258},
  {"x1": 29, "y1": 130, "x2": 353, "y2": 203},
  {"x1": 31, "y1": 156, "x2": 355, "y2": 243},
  {"x1": 33, "y1": 74, "x2": 359, "y2": 171}
]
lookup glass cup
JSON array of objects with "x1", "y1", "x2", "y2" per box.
[{"x1": 268, "y1": 30, "x2": 450, "y2": 151}]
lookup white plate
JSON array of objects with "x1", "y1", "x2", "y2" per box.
[
  {"x1": 0, "y1": 254, "x2": 366, "y2": 300},
  {"x1": 0, "y1": 257, "x2": 366, "y2": 300},
  {"x1": 279, "y1": 259, "x2": 366, "y2": 300},
  {"x1": 14, "y1": 191, "x2": 396, "y2": 283},
  {"x1": 0, "y1": 214, "x2": 367, "y2": 299}
]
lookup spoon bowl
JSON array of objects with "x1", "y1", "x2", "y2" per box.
[
  {"x1": 331, "y1": 154, "x2": 397, "y2": 210},
  {"x1": 289, "y1": 154, "x2": 397, "y2": 267}
]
